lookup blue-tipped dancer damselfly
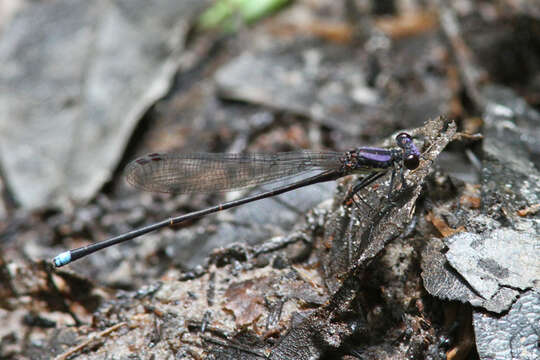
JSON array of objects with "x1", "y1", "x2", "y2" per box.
[{"x1": 53, "y1": 132, "x2": 420, "y2": 267}]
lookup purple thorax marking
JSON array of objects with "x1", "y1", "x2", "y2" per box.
[{"x1": 357, "y1": 147, "x2": 393, "y2": 162}]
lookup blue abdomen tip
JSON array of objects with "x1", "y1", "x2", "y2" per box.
[{"x1": 54, "y1": 251, "x2": 71, "y2": 267}]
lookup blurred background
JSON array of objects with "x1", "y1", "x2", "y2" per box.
[{"x1": 0, "y1": 0, "x2": 539, "y2": 359}]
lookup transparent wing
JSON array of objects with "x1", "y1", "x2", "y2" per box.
[{"x1": 125, "y1": 151, "x2": 344, "y2": 194}]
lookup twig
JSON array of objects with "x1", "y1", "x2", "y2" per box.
[{"x1": 54, "y1": 322, "x2": 127, "y2": 360}]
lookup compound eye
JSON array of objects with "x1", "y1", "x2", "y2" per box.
[
  {"x1": 396, "y1": 132, "x2": 412, "y2": 147},
  {"x1": 404, "y1": 154, "x2": 420, "y2": 170}
]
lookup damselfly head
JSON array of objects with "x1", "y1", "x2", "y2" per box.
[
  {"x1": 395, "y1": 132, "x2": 413, "y2": 147},
  {"x1": 395, "y1": 132, "x2": 420, "y2": 170}
]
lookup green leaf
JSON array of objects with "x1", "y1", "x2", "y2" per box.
[{"x1": 198, "y1": 0, "x2": 292, "y2": 32}]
